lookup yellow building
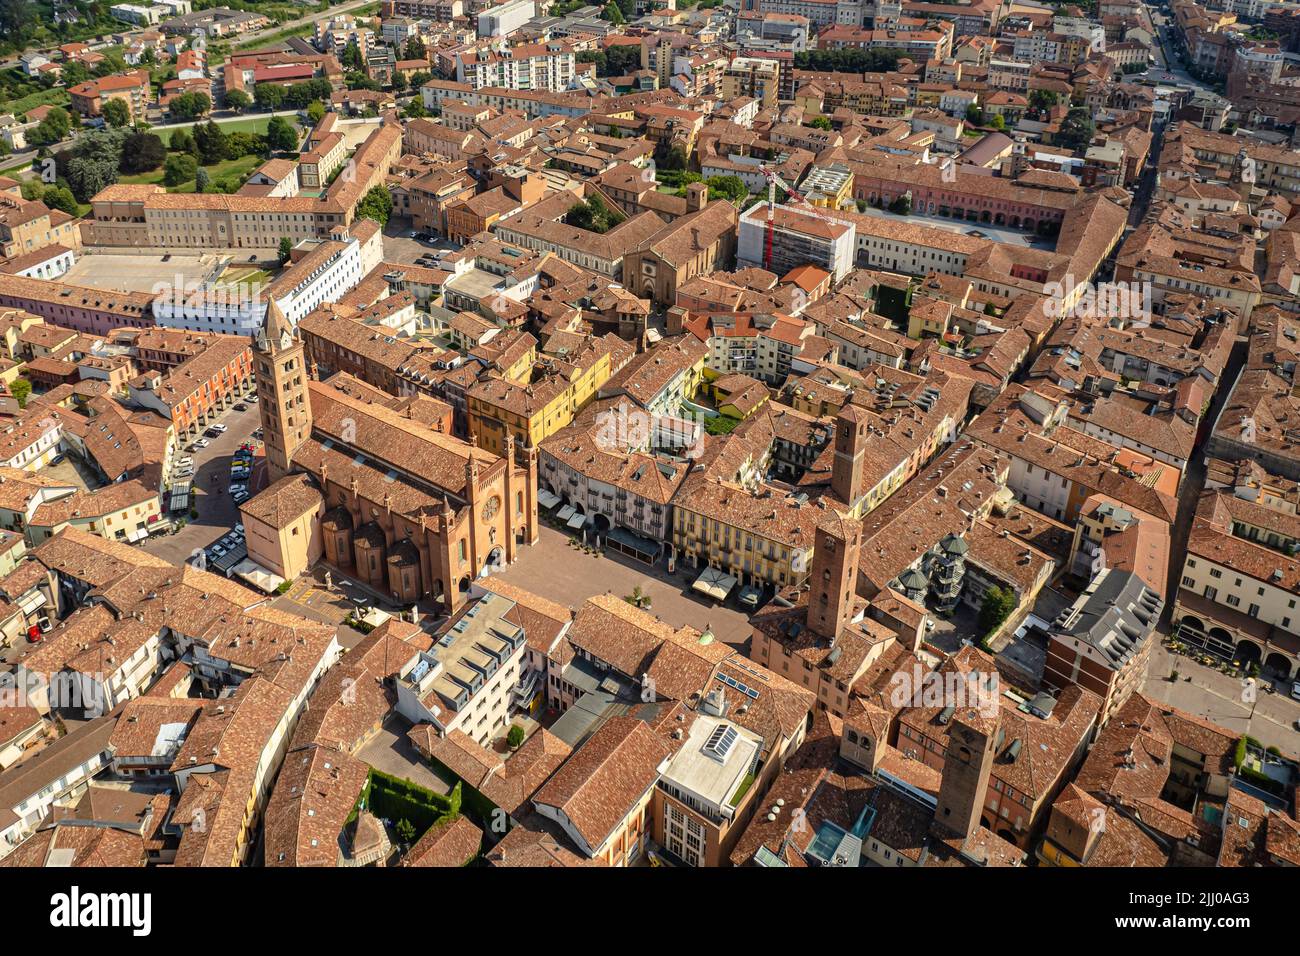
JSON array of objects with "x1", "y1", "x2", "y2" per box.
[{"x1": 466, "y1": 335, "x2": 622, "y2": 456}]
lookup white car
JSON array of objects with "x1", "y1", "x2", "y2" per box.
[
  {"x1": 192, "y1": 438, "x2": 210, "y2": 449},
  {"x1": 210, "y1": 423, "x2": 228, "y2": 434},
  {"x1": 1292, "y1": 681, "x2": 1300, "y2": 702}
]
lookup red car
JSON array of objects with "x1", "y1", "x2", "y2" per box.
[{"x1": 26, "y1": 625, "x2": 42, "y2": 643}]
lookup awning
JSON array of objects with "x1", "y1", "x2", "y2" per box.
[
  {"x1": 231, "y1": 559, "x2": 284, "y2": 594},
  {"x1": 126, "y1": 527, "x2": 148, "y2": 542},
  {"x1": 692, "y1": 567, "x2": 736, "y2": 602},
  {"x1": 556, "y1": 505, "x2": 576, "y2": 522},
  {"x1": 606, "y1": 526, "x2": 660, "y2": 561},
  {"x1": 566, "y1": 511, "x2": 588, "y2": 530},
  {"x1": 17, "y1": 591, "x2": 45, "y2": 615},
  {"x1": 538, "y1": 489, "x2": 561, "y2": 509}
]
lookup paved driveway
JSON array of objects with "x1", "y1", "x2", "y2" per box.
[
  {"x1": 492, "y1": 525, "x2": 754, "y2": 649},
  {"x1": 357, "y1": 717, "x2": 453, "y2": 795}
]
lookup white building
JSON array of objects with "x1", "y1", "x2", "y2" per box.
[
  {"x1": 393, "y1": 590, "x2": 527, "y2": 748},
  {"x1": 152, "y1": 235, "x2": 366, "y2": 335},
  {"x1": 477, "y1": 0, "x2": 535, "y2": 38},
  {"x1": 737, "y1": 203, "x2": 856, "y2": 283}
]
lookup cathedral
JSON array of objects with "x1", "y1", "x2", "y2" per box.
[{"x1": 246, "y1": 300, "x2": 539, "y2": 614}]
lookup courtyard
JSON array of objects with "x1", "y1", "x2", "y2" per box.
[
  {"x1": 853, "y1": 204, "x2": 1058, "y2": 250},
  {"x1": 62, "y1": 252, "x2": 230, "y2": 294}
]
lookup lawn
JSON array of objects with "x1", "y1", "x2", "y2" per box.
[
  {"x1": 157, "y1": 115, "x2": 295, "y2": 142},
  {"x1": 216, "y1": 266, "x2": 272, "y2": 287},
  {"x1": 117, "y1": 152, "x2": 266, "y2": 194}
]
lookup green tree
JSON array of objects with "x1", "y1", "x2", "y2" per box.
[
  {"x1": 306, "y1": 100, "x2": 326, "y2": 124},
  {"x1": 965, "y1": 104, "x2": 984, "y2": 126},
  {"x1": 28, "y1": 107, "x2": 71, "y2": 148},
  {"x1": 404, "y1": 98, "x2": 427, "y2": 118},
  {"x1": 602, "y1": 1, "x2": 624, "y2": 22},
  {"x1": 193, "y1": 120, "x2": 227, "y2": 165},
  {"x1": 1028, "y1": 89, "x2": 1059, "y2": 114},
  {"x1": 404, "y1": 36, "x2": 426, "y2": 60},
  {"x1": 169, "y1": 128, "x2": 197, "y2": 155},
  {"x1": 41, "y1": 184, "x2": 77, "y2": 215},
  {"x1": 265, "y1": 115, "x2": 297, "y2": 152},
  {"x1": 9, "y1": 377, "x2": 31, "y2": 409},
  {"x1": 169, "y1": 91, "x2": 211, "y2": 121},
  {"x1": 224, "y1": 89, "x2": 252, "y2": 113},
  {"x1": 606, "y1": 44, "x2": 641, "y2": 77},
  {"x1": 978, "y1": 586, "x2": 1016, "y2": 638},
  {"x1": 254, "y1": 83, "x2": 285, "y2": 110},
  {"x1": 119, "y1": 131, "x2": 165, "y2": 173},
  {"x1": 163, "y1": 152, "x2": 198, "y2": 186},
  {"x1": 396, "y1": 818, "x2": 416, "y2": 843},
  {"x1": 101, "y1": 98, "x2": 130, "y2": 128},
  {"x1": 194, "y1": 166, "x2": 210, "y2": 194},
  {"x1": 988, "y1": 113, "x2": 1006, "y2": 131},
  {"x1": 809, "y1": 115, "x2": 832, "y2": 131},
  {"x1": 278, "y1": 236, "x2": 293, "y2": 264},
  {"x1": 343, "y1": 39, "x2": 364, "y2": 72},
  {"x1": 0, "y1": 0, "x2": 37, "y2": 50},
  {"x1": 507, "y1": 725, "x2": 525, "y2": 749},
  {"x1": 356, "y1": 185, "x2": 393, "y2": 225},
  {"x1": 1056, "y1": 106, "x2": 1096, "y2": 152},
  {"x1": 705, "y1": 175, "x2": 747, "y2": 204},
  {"x1": 889, "y1": 194, "x2": 912, "y2": 215},
  {"x1": 66, "y1": 153, "x2": 118, "y2": 202}
]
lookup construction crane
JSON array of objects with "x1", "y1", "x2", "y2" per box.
[{"x1": 758, "y1": 166, "x2": 843, "y2": 272}]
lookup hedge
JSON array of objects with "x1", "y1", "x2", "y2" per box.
[{"x1": 358, "y1": 768, "x2": 454, "y2": 839}]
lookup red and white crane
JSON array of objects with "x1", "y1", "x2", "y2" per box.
[{"x1": 758, "y1": 167, "x2": 842, "y2": 272}]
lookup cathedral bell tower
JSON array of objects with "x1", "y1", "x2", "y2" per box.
[{"x1": 254, "y1": 299, "x2": 312, "y2": 482}]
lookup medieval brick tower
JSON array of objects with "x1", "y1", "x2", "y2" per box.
[
  {"x1": 933, "y1": 710, "x2": 999, "y2": 841},
  {"x1": 807, "y1": 509, "x2": 862, "y2": 641},
  {"x1": 831, "y1": 401, "x2": 868, "y2": 509},
  {"x1": 255, "y1": 300, "x2": 312, "y2": 483}
]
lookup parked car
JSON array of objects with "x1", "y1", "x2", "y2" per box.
[
  {"x1": 211, "y1": 423, "x2": 228, "y2": 434},
  {"x1": 247, "y1": 395, "x2": 259, "y2": 404},
  {"x1": 26, "y1": 625, "x2": 42, "y2": 643},
  {"x1": 232, "y1": 490, "x2": 249, "y2": 504},
  {"x1": 233, "y1": 403, "x2": 247, "y2": 411},
  {"x1": 1292, "y1": 680, "x2": 1300, "y2": 701},
  {"x1": 50, "y1": 454, "x2": 66, "y2": 466},
  {"x1": 36, "y1": 616, "x2": 51, "y2": 633},
  {"x1": 192, "y1": 438, "x2": 210, "y2": 449}
]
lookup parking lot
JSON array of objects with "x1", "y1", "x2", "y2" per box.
[
  {"x1": 138, "y1": 401, "x2": 268, "y2": 566},
  {"x1": 382, "y1": 220, "x2": 459, "y2": 265}
]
